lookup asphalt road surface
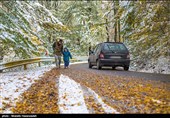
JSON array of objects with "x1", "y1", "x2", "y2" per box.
[{"x1": 70, "y1": 63, "x2": 170, "y2": 83}]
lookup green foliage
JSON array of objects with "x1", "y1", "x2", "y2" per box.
[
  {"x1": 120, "y1": 1, "x2": 170, "y2": 68},
  {"x1": 0, "y1": 1, "x2": 65, "y2": 60},
  {"x1": 0, "y1": 0, "x2": 169, "y2": 70}
]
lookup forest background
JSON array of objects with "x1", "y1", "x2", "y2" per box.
[{"x1": 0, "y1": 0, "x2": 169, "y2": 73}]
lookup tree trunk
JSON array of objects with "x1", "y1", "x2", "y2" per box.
[
  {"x1": 106, "y1": 19, "x2": 110, "y2": 42},
  {"x1": 118, "y1": 19, "x2": 120, "y2": 42},
  {"x1": 117, "y1": 1, "x2": 120, "y2": 42},
  {"x1": 114, "y1": 2, "x2": 117, "y2": 42},
  {"x1": 114, "y1": 20, "x2": 117, "y2": 42},
  {"x1": 114, "y1": 1, "x2": 120, "y2": 42}
]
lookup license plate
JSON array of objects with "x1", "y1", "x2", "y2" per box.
[{"x1": 110, "y1": 56, "x2": 121, "y2": 59}]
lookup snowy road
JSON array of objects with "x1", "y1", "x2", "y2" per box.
[
  {"x1": 61, "y1": 63, "x2": 170, "y2": 113},
  {"x1": 1, "y1": 63, "x2": 170, "y2": 114},
  {"x1": 58, "y1": 74, "x2": 119, "y2": 114},
  {"x1": 0, "y1": 63, "x2": 119, "y2": 114}
]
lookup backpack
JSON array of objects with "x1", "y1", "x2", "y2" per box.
[{"x1": 52, "y1": 42, "x2": 56, "y2": 50}]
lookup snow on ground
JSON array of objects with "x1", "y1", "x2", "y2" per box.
[
  {"x1": 140, "y1": 57, "x2": 170, "y2": 74},
  {"x1": 0, "y1": 61, "x2": 118, "y2": 114},
  {"x1": 0, "y1": 62, "x2": 87, "y2": 113},
  {"x1": 58, "y1": 74, "x2": 89, "y2": 113},
  {"x1": 58, "y1": 74, "x2": 119, "y2": 114},
  {"x1": 0, "y1": 66, "x2": 53, "y2": 113},
  {"x1": 86, "y1": 87, "x2": 119, "y2": 114},
  {"x1": 130, "y1": 56, "x2": 170, "y2": 74}
]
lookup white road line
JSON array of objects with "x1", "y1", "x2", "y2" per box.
[
  {"x1": 58, "y1": 74, "x2": 119, "y2": 114},
  {"x1": 87, "y1": 87, "x2": 120, "y2": 114},
  {"x1": 58, "y1": 74, "x2": 89, "y2": 113}
]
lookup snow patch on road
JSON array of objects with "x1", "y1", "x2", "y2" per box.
[
  {"x1": 58, "y1": 74, "x2": 89, "y2": 113},
  {"x1": 86, "y1": 87, "x2": 120, "y2": 114},
  {"x1": 58, "y1": 74, "x2": 119, "y2": 114},
  {"x1": 1, "y1": 63, "x2": 119, "y2": 114}
]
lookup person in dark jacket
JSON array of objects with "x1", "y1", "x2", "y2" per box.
[
  {"x1": 62, "y1": 47, "x2": 72, "y2": 69},
  {"x1": 52, "y1": 39, "x2": 63, "y2": 68}
]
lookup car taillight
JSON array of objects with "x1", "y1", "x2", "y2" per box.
[
  {"x1": 99, "y1": 53, "x2": 104, "y2": 59},
  {"x1": 127, "y1": 54, "x2": 130, "y2": 58}
]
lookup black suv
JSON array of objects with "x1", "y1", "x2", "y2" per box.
[{"x1": 88, "y1": 42, "x2": 130, "y2": 70}]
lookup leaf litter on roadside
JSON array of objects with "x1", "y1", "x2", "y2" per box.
[
  {"x1": 11, "y1": 68, "x2": 60, "y2": 113},
  {"x1": 60, "y1": 68, "x2": 170, "y2": 114},
  {"x1": 7, "y1": 67, "x2": 170, "y2": 114}
]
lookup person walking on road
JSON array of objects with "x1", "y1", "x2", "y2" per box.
[
  {"x1": 62, "y1": 47, "x2": 72, "y2": 69},
  {"x1": 53, "y1": 39, "x2": 63, "y2": 68}
]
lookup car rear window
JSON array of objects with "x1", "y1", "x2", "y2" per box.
[{"x1": 103, "y1": 43, "x2": 127, "y2": 52}]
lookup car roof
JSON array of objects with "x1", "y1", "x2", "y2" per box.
[
  {"x1": 96, "y1": 42, "x2": 125, "y2": 47},
  {"x1": 103, "y1": 42, "x2": 124, "y2": 44}
]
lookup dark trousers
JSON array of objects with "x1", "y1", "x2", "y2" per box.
[{"x1": 64, "y1": 60, "x2": 69, "y2": 67}]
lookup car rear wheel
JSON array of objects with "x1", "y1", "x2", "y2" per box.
[
  {"x1": 88, "y1": 61, "x2": 92, "y2": 68},
  {"x1": 97, "y1": 60, "x2": 101, "y2": 70},
  {"x1": 124, "y1": 66, "x2": 129, "y2": 71}
]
